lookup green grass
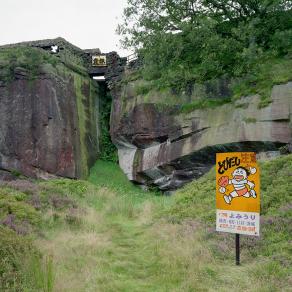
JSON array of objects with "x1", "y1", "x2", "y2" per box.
[
  {"x1": 0, "y1": 47, "x2": 59, "y2": 82},
  {"x1": 0, "y1": 46, "x2": 90, "y2": 83},
  {"x1": 231, "y1": 56, "x2": 292, "y2": 108},
  {"x1": 180, "y1": 97, "x2": 231, "y2": 113},
  {"x1": 0, "y1": 155, "x2": 291, "y2": 291},
  {"x1": 166, "y1": 154, "x2": 292, "y2": 289},
  {"x1": 37, "y1": 162, "x2": 172, "y2": 291},
  {"x1": 0, "y1": 225, "x2": 53, "y2": 292},
  {"x1": 89, "y1": 160, "x2": 141, "y2": 193},
  {"x1": 0, "y1": 187, "x2": 41, "y2": 230},
  {"x1": 244, "y1": 117, "x2": 257, "y2": 123},
  {"x1": 170, "y1": 154, "x2": 292, "y2": 222}
]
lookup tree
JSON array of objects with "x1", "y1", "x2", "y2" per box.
[{"x1": 118, "y1": 0, "x2": 292, "y2": 86}]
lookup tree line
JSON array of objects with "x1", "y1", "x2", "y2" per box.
[{"x1": 118, "y1": 0, "x2": 292, "y2": 88}]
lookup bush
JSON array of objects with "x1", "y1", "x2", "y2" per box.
[
  {"x1": 99, "y1": 91, "x2": 118, "y2": 162},
  {"x1": 0, "y1": 226, "x2": 51, "y2": 291},
  {"x1": 119, "y1": 1, "x2": 292, "y2": 91},
  {"x1": 0, "y1": 188, "x2": 41, "y2": 234},
  {"x1": 0, "y1": 47, "x2": 60, "y2": 83},
  {"x1": 270, "y1": 29, "x2": 292, "y2": 56}
]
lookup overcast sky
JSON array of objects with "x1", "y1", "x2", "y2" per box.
[{"x1": 0, "y1": 0, "x2": 131, "y2": 57}]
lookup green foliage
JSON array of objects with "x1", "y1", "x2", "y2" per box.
[
  {"x1": 0, "y1": 179, "x2": 90, "y2": 231},
  {"x1": 258, "y1": 97, "x2": 273, "y2": 108},
  {"x1": 63, "y1": 61, "x2": 88, "y2": 77},
  {"x1": 231, "y1": 56, "x2": 292, "y2": 102},
  {"x1": 135, "y1": 83, "x2": 152, "y2": 95},
  {"x1": 99, "y1": 89, "x2": 118, "y2": 162},
  {"x1": 0, "y1": 188, "x2": 41, "y2": 229},
  {"x1": 270, "y1": 29, "x2": 292, "y2": 56},
  {"x1": 180, "y1": 97, "x2": 231, "y2": 113},
  {"x1": 10, "y1": 169, "x2": 22, "y2": 177},
  {"x1": 260, "y1": 155, "x2": 292, "y2": 214},
  {"x1": 0, "y1": 226, "x2": 53, "y2": 291},
  {"x1": 0, "y1": 225, "x2": 36, "y2": 290},
  {"x1": 40, "y1": 179, "x2": 89, "y2": 199},
  {"x1": 127, "y1": 55, "x2": 292, "y2": 112},
  {"x1": 119, "y1": 0, "x2": 292, "y2": 90},
  {"x1": 0, "y1": 178, "x2": 98, "y2": 290},
  {"x1": 0, "y1": 47, "x2": 59, "y2": 83},
  {"x1": 29, "y1": 255, "x2": 54, "y2": 292},
  {"x1": 244, "y1": 117, "x2": 257, "y2": 123},
  {"x1": 235, "y1": 102, "x2": 249, "y2": 109}
]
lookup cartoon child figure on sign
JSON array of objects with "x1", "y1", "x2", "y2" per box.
[{"x1": 218, "y1": 166, "x2": 257, "y2": 204}]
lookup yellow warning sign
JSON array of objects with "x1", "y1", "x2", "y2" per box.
[{"x1": 216, "y1": 152, "x2": 260, "y2": 236}]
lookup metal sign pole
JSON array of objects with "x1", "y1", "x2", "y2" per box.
[{"x1": 236, "y1": 233, "x2": 240, "y2": 265}]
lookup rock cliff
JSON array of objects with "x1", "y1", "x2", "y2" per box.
[
  {"x1": 1, "y1": 38, "x2": 291, "y2": 191},
  {"x1": 110, "y1": 71, "x2": 292, "y2": 190},
  {"x1": 0, "y1": 45, "x2": 100, "y2": 179}
]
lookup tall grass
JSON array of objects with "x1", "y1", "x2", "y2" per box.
[
  {"x1": 0, "y1": 226, "x2": 54, "y2": 291},
  {"x1": 26, "y1": 255, "x2": 54, "y2": 292},
  {"x1": 1, "y1": 156, "x2": 291, "y2": 291}
]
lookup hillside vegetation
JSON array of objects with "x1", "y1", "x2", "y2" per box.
[
  {"x1": 126, "y1": 56, "x2": 292, "y2": 113},
  {"x1": 119, "y1": 0, "x2": 291, "y2": 91},
  {"x1": 0, "y1": 155, "x2": 291, "y2": 291}
]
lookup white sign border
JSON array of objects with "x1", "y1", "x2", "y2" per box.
[{"x1": 216, "y1": 209, "x2": 260, "y2": 236}]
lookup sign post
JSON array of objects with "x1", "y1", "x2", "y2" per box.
[
  {"x1": 235, "y1": 233, "x2": 240, "y2": 265},
  {"x1": 216, "y1": 152, "x2": 260, "y2": 265}
]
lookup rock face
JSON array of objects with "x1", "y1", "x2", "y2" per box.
[
  {"x1": 111, "y1": 77, "x2": 292, "y2": 190},
  {"x1": 0, "y1": 46, "x2": 100, "y2": 179},
  {"x1": 1, "y1": 38, "x2": 291, "y2": 191}
]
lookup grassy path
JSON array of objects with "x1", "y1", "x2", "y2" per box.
[
  {"x1": 36, "y1": 161, "x2": 175, "y2": 291},
  {"x1": 33, "y1": 159, "x2": 292, "y2": 292}
]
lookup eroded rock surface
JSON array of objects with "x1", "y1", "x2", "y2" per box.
[
  {"x1": 111, "y1": 80, "x2": 292, "y2": 190},
  {"x1": 0, "y1": 46, "x2": 100, "y2": 179}
]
